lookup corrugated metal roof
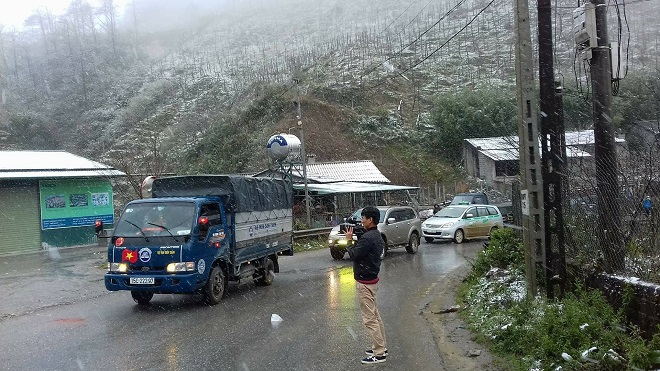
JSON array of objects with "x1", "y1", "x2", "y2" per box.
[
  {"x1": 467, "y1": 130, "x2": 622, "y2": 162},
  {"x1": 479, "y1": 149, "x2": 519, "y2": 161},
  {"x1": 465, "y1": 136, "x2": 519, "y2": 150},
  {"x1": 0, "y1": 151, "x2": 125, "y2": 179},
  {"x1": 292, "y1": 181, "x2": 417, "y2": 195},
  {"x1": 306, "y1": 161, "x2": 390, "y2": 183},
  {"x1": 258, "y1": 160, "x2": 389, "y2": 183},
  {"x1": 564, "y1": 130, "x2": 625, "y2": 146}
]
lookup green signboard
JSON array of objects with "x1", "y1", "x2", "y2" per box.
[{"x1": 39, "y1": 179, "x2": 114, "y2": 230}]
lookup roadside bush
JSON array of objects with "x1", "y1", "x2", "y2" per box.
[
  {"x1": 461, "y1": 228, "x2": 660, "y2": 370},
  {"x1": 468, "y1": 228, "x2": 524, "y2": 282}
]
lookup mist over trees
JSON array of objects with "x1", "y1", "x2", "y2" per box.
[{"x1": 0, "y1": 0, "x2": 658, "y2": 182}]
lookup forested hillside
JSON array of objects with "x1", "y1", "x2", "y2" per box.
[{"x1": 1, "y1": 0, "x2": 659, "y2": 193}]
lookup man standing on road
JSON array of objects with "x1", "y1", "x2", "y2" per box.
[{"x1": 345, "y1": 206, "x2": 387, "y2": 364}]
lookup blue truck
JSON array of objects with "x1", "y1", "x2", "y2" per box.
[{"x1": 104, "y1": 175, "x2": 294, "y2": 305}]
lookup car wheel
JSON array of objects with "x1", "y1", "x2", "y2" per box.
[
  {"x1": 204, "y1": 265, "x2": 226, "y2": 305},
  {"x1": 330, "y1": 247, "x2": 346, "y2": 260},
  {"x1": 406, "y1": 233, "x2": 419, "y2": 254},
  {"x1": 255, "y1": 258, "x2": 275, "y2": 286},
  {"x1": 454, "y1": 229, "x2": 465, "y2": 244},
  {"x1": 131, "y1": 291, "x2": 153, "y2": 305},
  {"x1": 489, "y1": 226, "x2": 498, "y2": 239},
  {"x1": 424, "y1": 237, "x2": 434, "y2": 243}
]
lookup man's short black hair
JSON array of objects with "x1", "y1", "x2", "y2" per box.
[{"x1": 361, "y1": 206, "x2": 380, "y2": 224}]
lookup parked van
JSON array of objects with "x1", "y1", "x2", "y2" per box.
[{"x1": 421, "y1": 204, "x2": 503, "y2": 243}]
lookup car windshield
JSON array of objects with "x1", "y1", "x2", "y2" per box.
[
  {"x1": 434, "y1": 206, "x2": 466, "y2": 218},
  {"x1": 347, "y1": 208, "x2": 386, "y2": 223},
  {"x1": 114, "y1": 202, "x2": 196, "y2": 237}
]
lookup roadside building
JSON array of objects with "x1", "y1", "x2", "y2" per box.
[
  {"x1": 463, "y1": 130, "x2": 626, "y2": 194},
  {"x1": 253, "y1": 160, "x2": 419, "y2": 227},
  {"x1": 0, "y1": 151, "x2": 125, "y2": 255}
]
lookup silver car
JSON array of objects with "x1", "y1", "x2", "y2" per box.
[
  {"x1": 328, "y1": 206, "x2": 422, "y2": 260},
  {"x1": 421, "y1": 204, "x2": 503, "y2": 244}
]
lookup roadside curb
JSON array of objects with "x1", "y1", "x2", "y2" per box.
[{"x1": 423, "y1": 264, "x2": 502, "y2": 371}]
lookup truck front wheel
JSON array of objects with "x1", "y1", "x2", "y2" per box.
[
  {"x1": 204, "y1": 265, "x2": 226, "y2": 305},
  {"x1": 255, "y1": 258, "x2": 275, "y2": 286},
  {"x1": 131, "y1": 291, "x2": 153, "y2": 305}
]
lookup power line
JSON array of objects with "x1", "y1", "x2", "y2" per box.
[
  {"x1": 379, "y1": 2, "x2": 416, "y2": 36},
  {"x1": 360, "y1": 0, "x2": 470, "y2": 79},
  {"x1": 368, "y1": 0, "x2": 498, "y2": 90}
]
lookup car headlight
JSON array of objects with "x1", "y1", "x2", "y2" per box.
[
  {"x1": 110, "y1": 262, "x2": 128, "y2": 273},
  {"x1": 441, "y1": 222, "x2": 455, "y2": 228},
  {"x1": 329, "y1": 225, "x2": 341, "y2": 236},
  {"x1": 166, "y1": 262, "x2": 196, "y2": 273}
]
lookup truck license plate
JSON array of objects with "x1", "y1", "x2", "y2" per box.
[{"x1": 130, "y1": 277, "x2": 155, "y2": 285}]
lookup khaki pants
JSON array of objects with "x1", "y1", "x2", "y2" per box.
[{"x1": 357, "y1": 281, "x2": 387, "y2": 356}]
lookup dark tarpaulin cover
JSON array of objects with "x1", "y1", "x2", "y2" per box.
[{"x1": 151, "y1": 175, "x2": 293, "y2": 212}]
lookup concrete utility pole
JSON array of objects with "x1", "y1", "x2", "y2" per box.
[
  {"x1": 538, "y1": 0, "x2": 567, "y2": 299},
  {"x1": 515, "y1": 0, "x2": 545, "y2": 297},
  {"x1": 295, "y1": 78, "x2": 312, "y2": 227},
  {"x1": 589, "y1": 0, "x2": 623, "y2": 272}
]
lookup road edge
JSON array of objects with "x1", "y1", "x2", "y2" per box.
[{"x1": 422, "y1": 263, "x2": 503, "y2": 371}]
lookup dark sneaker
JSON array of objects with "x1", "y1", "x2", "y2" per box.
[
  {"x1": 361, "y1": 355, "x2": 386, "y2": 364},
  {"x1": 365, "y1": 349, "x2": 388, "y2": 356}
]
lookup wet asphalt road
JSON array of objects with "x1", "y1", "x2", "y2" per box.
[{"x1": 0, "y1": 240, "x2": 485, "y2": 371}]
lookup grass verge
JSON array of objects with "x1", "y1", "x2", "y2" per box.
[
  {"x1": 293, "y1": 237, "x2": 328, "y2": 254},
  {"x1": 458, "y1": 228, "x2": 660, "y2": 370}
]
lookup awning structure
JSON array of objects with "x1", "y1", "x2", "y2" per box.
[{"x1": 292, "y1": 181, "x2": 418, "y2": 195}]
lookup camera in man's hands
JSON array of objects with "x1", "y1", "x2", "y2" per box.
[{"x1": 339, "y1": 222, "x2": 366, "y2": 240}]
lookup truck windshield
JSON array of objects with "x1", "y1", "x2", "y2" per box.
[{"x1": 115, "y1": 202, "x2": 196, "y2": 237}]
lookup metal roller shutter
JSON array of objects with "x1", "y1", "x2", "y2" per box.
[{"x1": 0, "y1": 186, "x2": 41, "y2": 255}]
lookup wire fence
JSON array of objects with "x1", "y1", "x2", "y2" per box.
[{"x1": 562, "y1": 135, "x2": 660, "y2": 283}]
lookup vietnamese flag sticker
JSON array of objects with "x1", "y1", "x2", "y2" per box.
[{"x1": 122, "y1": 249, "x2": 138, "y2": 263}]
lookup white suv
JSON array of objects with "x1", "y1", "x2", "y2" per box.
[{"x1": 328, "y1": 206, "x2": 422, "y2": 260}]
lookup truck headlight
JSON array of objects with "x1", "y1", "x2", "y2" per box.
[
  {"x1": 110, "y1": 263, "x2": 128, "y2": 273},
  {"x1": 167, "y1": 262, "x2": 196, "y2": 272}
]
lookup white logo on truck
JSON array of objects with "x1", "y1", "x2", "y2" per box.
[{"x1": 138, "y1": 248, "x2": 152, "y2": 262}]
